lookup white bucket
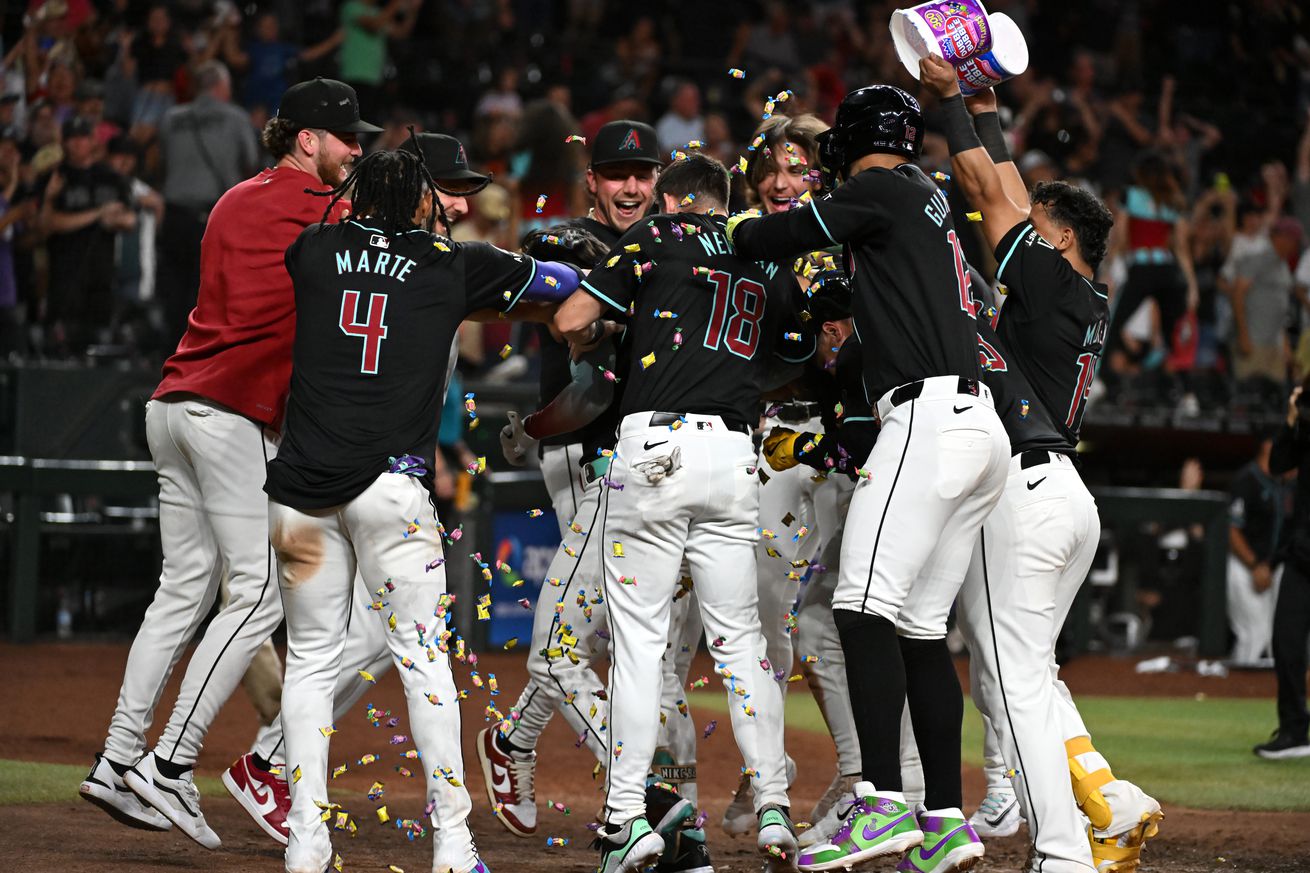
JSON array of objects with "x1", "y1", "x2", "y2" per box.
[
  {"x1": 891, "y1": 0, "x2": 994, "y2": 71},
  {"x1": 893, "y1": 8, "x2": 1029, "y2": 95}
]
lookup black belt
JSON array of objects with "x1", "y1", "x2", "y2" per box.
[
  {"x1": 774, "y1": 400, "x2": 822, "y2": 423},
  {"x1": 649, "y1": 412, "x2": 751, "y2": 435},
  {"x1": 1019, "y1": 449, "x2": 1070, "y2": 470},
  {"x1": 888, "y1": 376, "x2": 979, "y2": 409}
]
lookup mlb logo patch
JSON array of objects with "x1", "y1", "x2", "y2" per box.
[
  {"x1": 696, "y1": 421, "x2": 713, "y2": 431},
  {"x1": 369, "y1": 234, "x2": 391, "y2": 249}
]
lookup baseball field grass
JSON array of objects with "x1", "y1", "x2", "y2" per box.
[{"x1": 686, "y1": 692, "x2": 1310, "y2": 812}]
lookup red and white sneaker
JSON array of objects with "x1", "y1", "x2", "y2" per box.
[
  {"x1": 476, "y1": 727, "x2": 537, "y2": 836},
  {"x1": 222, "y1": 753, "x2": 290, "y2": 845}
]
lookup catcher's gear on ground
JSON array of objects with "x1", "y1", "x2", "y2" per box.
[{"x1": 500, "y1": 411, "x2": 536, "y2": 467}]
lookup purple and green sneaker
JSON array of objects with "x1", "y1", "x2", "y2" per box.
[
  {"x1": 895, "y1": 808, "x2": 984, "y2": 873},
  {"x1": 797, "y1": 782, "x2": 923, "y2": 872}
]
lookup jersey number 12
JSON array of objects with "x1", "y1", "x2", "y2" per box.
[
  {"x1": 340, "y1": 290, "x2": 389, "y2": 375},
  {"x1": 703, "y1": 270, "x2": 765, "y2": 359}
]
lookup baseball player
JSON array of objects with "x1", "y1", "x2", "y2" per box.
[
  {"x1": 554, "y1": 153, "x2": 813, "y2": 873},
  {"x1": 729, "y1": 84, "x2": 1010, "y2": 873},
  {"x1": 78, "y1": 77, "x2": 375, "y2": 849},
  {"x1": 1227, "y1": 436, "x2": 1288, "y2": 667},
  {"x1": 721, "y1": 115, "x2": 837, "y2": 838},
  {"x1": 920, "y1": 55, "x2": 1162, "y2": 873},
  {"x1": 221, "y1": 130, "x2": 497, "y2": 847},
  {"x1": 265, "y1": 146, "x2": 581, "y2": 873}
]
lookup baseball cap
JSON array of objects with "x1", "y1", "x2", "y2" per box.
[
  {"x1": 401, "y1": 132, "x2": 491, "y2": 194},
  {"x1": 62, "y1": 116, "x2": 93, "y2": 140},
  {"x1": 590, "y1": 120, "x2": 661, "y2": 168},
  {"x1": 276, "y1": 78, "x2": 382, "y2": 134}
]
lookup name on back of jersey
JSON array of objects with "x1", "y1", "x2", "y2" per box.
[
  {"x1": 335, "y1": 248, "x2": 418, "y2": 282},
  {"x1": 694, "y1": 225, "x2": 778, "y2": 278},
  {"x1": 923, "y1": 186, "x2": 950, "y2": 227}
]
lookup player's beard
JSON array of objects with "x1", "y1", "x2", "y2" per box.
[{"x1": 316, "y1": 150, "x2": 353, "y2": 186}]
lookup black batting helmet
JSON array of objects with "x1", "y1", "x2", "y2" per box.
[
  {"x1": 805, "y1": 267, "x2": 852, "y2": 325},
  {"x1": 816, "y1": 85, "x2": 923, "y2": 187}
]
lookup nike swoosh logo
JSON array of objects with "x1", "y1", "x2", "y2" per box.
[
  {"x1": 492, "y1": 768, "x2": 511, "y2": 794},
  {"x1": 246, "y1": 772, "x2": 271, "y2": 806},
  {"x1": 985, "y1": 799, "x2": 1017, "y2": 827},
  {"x1": 1027, "y1": 477, "x2": 1046, "y2": 490},
  {"x1": 643, "y1": 440, "x2": 668, "y2": 450},
  {"x1": 861, "y1": 811, "x2": 913, "y2": 841},
  {"x1": 920, "y1": 824, "x2": 972, "y2": 860},
  {"x1": 952, "y1": 405, "x2": 971, "y2": 414},
  {"x1": 836, "y1": 804, "x2": 854, "y2": 821}
]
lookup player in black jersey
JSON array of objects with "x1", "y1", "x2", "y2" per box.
[
  {"x1": 730, "y1": 85, "x2": 1010, "y2": 873},
  {"x1": 920, "y1": 55, "x2": 1161, "y2": 873},
  {"x1": 554, "y1": 154, "x2": 812, "y2": 873},
  {"x1": 264, "y1": 148, "x2": 581, "y2": 873}
]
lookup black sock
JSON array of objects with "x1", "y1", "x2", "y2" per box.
[
  {"x1": 105, "y1": 757, "x2": 131, "y2": 777},
  {"x1": 154, "y1": 755, "x2": 192, "y2": 780},
  {"x1": 834, "y1": 609, "x2": 905, "y2": 792},
  {"x1": 251, "y1": 752, "x2": 273, "y2": 773},
  {"x1": 900, "y1": 636, "x2": 963, "y2": 811},
  {"x1": 500, "y1": 733, "x2": 531, "y2": 756}
]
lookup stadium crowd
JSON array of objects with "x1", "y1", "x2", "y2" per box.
[{"x1": 0, "y1": 0, "x2": 1305, "y2": 399}]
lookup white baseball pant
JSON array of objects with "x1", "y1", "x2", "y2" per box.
[
  {"x1": 656, "y1": 584, "x2": 704, "y2": 805},
  {"x1": 600, "y1": 412, "x2": 789, "y2": 824},
  {"x1": 1226, "y1": 556, "x2": 1280, "y2": 666},
  {"x1": 957, "y1": 451, "x2": 1099, "y2": 873},
  {"x1": 104, "y1": 398, "x2": 284, "y2": 769},
  {"x1": 270, "y1": 473, "x2": 472, "y2": 873},
  {"x1": 540, "y1": 443, "x2": 586, "y2": 539},
  {"x1": 835, "y1": 377, "x2": 1009, "y2": 636},
  {"x1": 502, "y1": 468, "x2": 611, "y2": 762},
  {"x1": 756, "y1": 414, "x2": 826, "y2": 686}
]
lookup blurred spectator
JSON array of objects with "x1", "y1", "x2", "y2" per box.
[
  {"x1": 1221, "y1": 217, "x2": 1297, "y2": 383},
  {"x1": 156, "y1": 60, "x2": 257, "y2": 350},
  {"x1": 38, "y1": 115, "x2": 134, "y2": 354},
  {"x1": 106, "y1": 134, "x2": 162, "y2": 347},
  {"x1": 338, "y1": 0, "x2": 420, "y2": 120},
  {"x1": 74, "y1": 78, "x2": 120, "y2": 157},
  {"x1": 1228, "y1": 435, "x2": 1292, "y2": 667},
  {"x1": 513, "y1": 93, "x2": 583, "y2": 229},
  {"x1": 450, "y1": 183, "x2": 514, "y2": 250},
  {"x1": 1190, "y1": 185, "x2": 1238, "y2": 370},
  {"x1": 733, "y1": 2, "x2": 803, "y2": 75},
  {"x1": 474, "y1": 67, "x2": 523, "y2": 120},
  {"x1": 1107, "y1": 152, "x2": 1198, "y2": 365},
  {"x1": 219, "y1": 11, "x2": 342, "y2": 116},
  {"x1": 655, "y1": 80, "x2": 704, "y2": 153},
  {"x1": 0, "y1": 135, "x2": 34, "y2": 355},
  {"x1": 127, "y1": 5, "x2": 187, "y2": 141}
]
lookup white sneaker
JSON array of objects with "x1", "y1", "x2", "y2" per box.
[
  {"x1": 124, "y1": 751, "x2": 222, "y2": 849},
  {"x1": 968, "y1": 789, "x2": 1022, "y2": 838},
  {"x1": 723, "y1": 755, "x2": 795, "y2": 836},
  {"x1": 80, "y1": 754, "x2": 172, "y2": 831},
  {"x1": 799, "y1": 787, "x2": 858, "y2": 848}
]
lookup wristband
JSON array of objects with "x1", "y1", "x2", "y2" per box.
[
  {"x1": 974, "y1": 111, "x2": 1011, "y2": 164},
  {"x1": 583, "y1": 319, "x2": 604, "y2": 346},
  {"x1": 941, "y1": 94, "x2": 983, "y2": 156}
]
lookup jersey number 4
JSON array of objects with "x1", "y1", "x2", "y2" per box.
[
  {"x1": 340, "y1": 289, "x2": 389, "y2": 375},
  {"x1": 703, "y1": 270, "x2": 765, "y2": 359}
]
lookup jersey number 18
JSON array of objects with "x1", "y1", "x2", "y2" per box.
[
  {"x1": 340, "y1": 289, "x2": 390, "y2": 375},
  {"x1": 702, "y1": 270, "x2": 765, "y2": 360}
]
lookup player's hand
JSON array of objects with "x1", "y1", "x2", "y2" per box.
[
  {"x1": 499, "y1": 411, "x2": 536, "y2": 467},
  {"x1": 762, "y1": 426, "x2": 802, "y2": 471},
  {"x1": 521, "y1": 224, "x2": 609, "y2": 269},
  {"x1": 964, "y1": 87, "x2": 998, "y2": 116},
  {"x1": 568, "y1": 319, "x2": 620, "y2": 360},
  {"x1": 725, "y1": 209, "x2": 761, "y2": 246},
  {"x1": 1252, "y1": 562, "x2": 1274, "y2": 593},
  {"x1": 919, "y1": 54, "x2": 961, "y2": 99}
]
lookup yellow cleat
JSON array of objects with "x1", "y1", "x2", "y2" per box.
[{"x1": 1089, "y1": 809, "x2": 1164, "y2": 873}]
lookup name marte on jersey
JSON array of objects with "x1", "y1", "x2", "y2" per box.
[{"x1": 335, "y1": 249, "x2": 418, "y2": 283}]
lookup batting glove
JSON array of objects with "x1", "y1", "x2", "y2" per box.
[
  {"x1": 725, "y1": 209, "x2": 762, "y2": 246},
  {"x1": 499, "y1": 411, "x2": 536, "y2": 467}
]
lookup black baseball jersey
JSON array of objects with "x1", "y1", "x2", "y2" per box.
[
  {"x1": 792, "y1": 338, "x2": 879, "y2": 477},
  {"x1": 538, "y1": 216, "x2": 623, "y2": 448},
  {"x1": 976, "y1": 320, "x2": 1069, "y2": 455},
  {"x1": 1229, "y1": 461, "x2": 1291, "y2": 564},
  {"x1": 732, "y1": 164, "x2": 981, "y2": 403},
  {"x1": 581, "y1": 212, "x2": 813, "y2": 426},
  {"x1": 266, "y1": 220, "x2": 535, "y2": 510},
  {"x1": 992, "y1": 220, "x2": 1110, "y2": 444}
]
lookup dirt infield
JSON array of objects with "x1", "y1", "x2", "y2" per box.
[{"x1": 0, "y1": 643, "x2": 1306, "y2": 873}]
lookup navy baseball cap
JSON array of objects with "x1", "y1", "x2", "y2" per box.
[
  {"x1": 276, "y1": 78, "x2": 381, "y2": 134},
  {"x1": 591, "y1": 120, "x2": 661, "y2": 168}
]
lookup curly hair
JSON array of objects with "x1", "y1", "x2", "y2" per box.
[
  {"x1": 1031, "y1": 180, "x2": 1114, "y2": 271},
  {"x1": 314, "y1": 148, "x2": 437, "y2": 235},
  {"x1": 261, "y1": 117, "x2": 299, "y2": 160},
  {"x1": 745, "y1": 113, "x2": 829, "y2": 206}
]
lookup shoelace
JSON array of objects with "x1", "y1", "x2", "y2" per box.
[
  {"x1": 976, "y1": 791, "x2": 1015, "y2": 817},
  {"x1": 509, "y1": 754, "x2": 535, "y2": 802}
]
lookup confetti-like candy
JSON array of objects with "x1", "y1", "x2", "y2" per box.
[
  {"x1": 368, "y1": 781, "x2": 385, "y2": 800},
  {"x1": 320, "y1": 725, "x2": 338, "y2": 737},
  {"x1": 606, "y1": 254, "x2": 621, "y2": 267},
  {"x1": 784, "y1": 331, "x2": 802, "y2": 341},
  {"x1": 618, "y1": 575, "x2": 637, "y2": 585},
  {"x1": 598, "y1": 366, "x2": 619, "y2": 383},
  {"x1": 728, "y1": 68, "x2": 746, "y2": 79},
  {"x1": 612, "y1": 542, "x2": 625, "y2": 558},
  {"x1": 801, "y1": 654, "x2": 821, "y2": 664},
  {"x1": 741, "y1": 766, "x2": 759, "y2": 777},
  {"x1": 503, "y1": 637, "x2": 519, "y2": 650},
  {"x1": 677, "y1": 699, "x2": 689, "y2": 716},
  {"x1": 546, "y1": 836, "x2": 569, "y2": 847},
  {"x1": 793, "y1": 525, "x2": 810, "y2": 541},
  {"x1": 633, "y1": 260, "x2": 654, "y2": 278},
  {"x1": 1020, "y1": 399, "x2": 1030, "y2": 418},
  {"x1": 653, "y1": 308, "x2": 678, "y2": 319},
  {"x1": 613, "y1": 741, "x2": 624, "y2": 759},
  {"x1": 640, "y1": 352, "x2": 656, "y2": 370},
  {"x1": 623, "y1": 243, "x2": 642, "y2": 253},
  {"x1": 499, "y1": 343, "x2": 513, "y2": 359},
  {"x1": 680, "y1": 193, "x2": 696, "y2": 206},
  {"x1": 400, "y1": 656, "x2": 416, "y2": 671},
  {"x1": 331, "y1": 764, "x2": 348, "y2": 779},
  {"x1": 358, "y1": 753, "x2": 379, "y2": 765},
  {"x1": 565, "y1": 134, "x2": 586, "y2": 144},
  {"x1": 672, "y1": 328, "x2": 684, "y2": 349},
  {"x1": 966, "y1": 210, "x2": 982, "y2": 222},
  {"x1": 703, "y1": 720, "x2": 718, "y2": 738},
  {"x1": 425, "y1": 692, "x2": 441, "y2": 705},
  {"x1": 535, "y1": 194, "x2": 547, "y2": 214},
  {"x1": 358, "y1": 669, "x2": 377, "y2": 684},
  {"x1": 434, "y1": 240, "x2": 451, "y2": 252},
  {"x1": 377, "y1": 805, "x2": 390, "y2": 823},
  {"x1": 759, "y1": 528, "x2": 777, "y2": 539},
  {"x1": 689, "y1": 676, "x2": 708, "y2": 690},
  {"x1": 931, "y1": 170, "x2": 951, "y2": 182}
]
